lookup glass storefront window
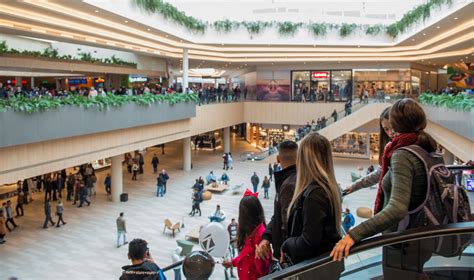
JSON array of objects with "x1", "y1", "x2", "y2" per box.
[
  {"x1": 311, "y1": 71, "x2": 330, "y2": 102},
  {"x1": 331, "y1": 70, "x2": 352, "y2": 101},
  {"x1": 291, "y1": 71, "x2": 310, "y2": 101},
  {"x1": 354, "y1": 69, "x2": 411, "y2": 100}
]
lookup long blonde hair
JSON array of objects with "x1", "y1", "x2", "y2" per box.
[{"x1": 288, "y1": 132, "x2": 342, "y2": 234}]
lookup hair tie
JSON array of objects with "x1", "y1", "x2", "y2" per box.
[{"x1": 243, "y1": 188, "x2": 258, "y2": 198}]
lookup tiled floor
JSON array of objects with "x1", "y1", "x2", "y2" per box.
[{"x1": 0, "y1": 135, "x2": 382, "y2": 280}]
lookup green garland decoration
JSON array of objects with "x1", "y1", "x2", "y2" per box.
[
  {"x1": 132, "y1": 0, "x2": 454, "y2": 38},
  {"x1": 0, "y1": 41, "x2": 137, "y2": 67},
  {"x1": 418, "y1": 93, "x2": 473, "y2": 111},
  {"x1": 339, "y1": 23, "x2": 357, "y2": 37},
  {"x1": 0, "y1": 93, "x2": 200, "y2": 114},
  {"x1": 277, "y1": 22, "x2": 303, "y2": 36}
]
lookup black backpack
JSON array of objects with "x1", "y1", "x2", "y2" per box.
[{"x1": 398, "y1": 145, "x2": 472, "y2": 257}]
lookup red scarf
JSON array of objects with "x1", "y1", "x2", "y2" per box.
[{"x1": 373, "y1": 133, "x2": 418, "y2": 214}]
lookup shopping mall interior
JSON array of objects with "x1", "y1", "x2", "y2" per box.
[{"x1": 0, "y1": 0, "x2": 473, "y2": 279}]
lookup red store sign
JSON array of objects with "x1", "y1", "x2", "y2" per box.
[{"x1": 312, "y1": 71, "x2": 329, "y2": 79}]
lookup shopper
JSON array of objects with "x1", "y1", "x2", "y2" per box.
[
  {"x1": 281, "y1": 133, "x2": 341, "y2": 265},
  {"x1": 161, "y1": 170, "x2": 170, "y2": 194},
  {"x1": 261, "y1": 176, "x2": 270, "y2": 199},
  {"x1": 5, "y1": 201, "x2": 18, "y2": 231},
  {"x1": 343, "y1": 107, "x2": 392, "y2": 194},
  {"x1": 330, "y1": 99, "x2": 437, "y2": 276},
  {"x1": 117, "y1": 212, "x2": 128, "y2": 248},
  {"x1": 15, "y1": 191, "x2": 24, "y2": 217},
  {"x1": 56, "y1": 200, "x2": 67, "y2": 227},
  {"x1": 257, "y1": 140, "x2": 298, "y2": 261},
  {"x1": 222, "y1": 153, "x2": 229, "y2": 170},
  {"x1": 342, "y1": 208, "x2": 355, "y2": 234},
  {"x1": 66, "y1": 173, "x2": 75, "y2": 201},
  {"x1": 331, "y1": 109, "x2": 338, "y2": 122},
  {"x1": 171, "y1": 247, "x2": 183, "y2": 280},
  {"x1": 206, "y1": 171, "x2": 217, "y2": 185},
  {"x1": 120, "y1": 239, "x2": 161, "y2": 280},
  {"x1": 209, "y1": 205, "x2": 226, "y2": 222},
  {"x1": 138, "y1": 152, "x2": 145, "y2": 174},
  {"x1": 73, "y1": 178, "x2": 81, "y2": 205},
  {"x1": 131, "y1": 161, "x2": 139, "y2": 181},
  {"x1": 104, "y1": 173, "x2": 112, "y2": 195},
  {"x1": 251, "y1": 172, "x2": 260, "y2": 193},
  {"x1": 43, "y1": 199, "x2": 55, "y2": 229},
  {"x1": 268, "y1": 163, "x2": 274, "y2": 182},
  {"x1": 151, "y1": 154, "x2": 159, "y2": 174},
  {"x1": 189, "y1": 189, "x2": 202, "y2": 216},
  {"x1": 78, "y1": 183, "x2": 90, "y2": 207},
  {"x1": 156, "y1": 173, "x2": 165, "y2": 197},
  {"x1": 222, "y1": 195, "x2": 271, "y2": 280},
  {"x1": 227, "y1": 152, "x2": 234, "y2": 170},
  {"x1": 220, "y1": 172, "x2": 230, "y2": 185},
  {"x1": 0, "y1": 209, "x2": 6, "y2": 244}
]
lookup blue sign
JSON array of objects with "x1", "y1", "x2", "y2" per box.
[{"x1": 465, "y1": 178, "x2": 474, "y2": 191}]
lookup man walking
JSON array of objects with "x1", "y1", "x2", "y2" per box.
[
  {"x1": 43, "y1": 199, "x2": 55, "y2": 229},
  {"x1": 117, "y1": 212, "x2": 128, "y2": 248},
  {"x1": 161, "y1": 169, "x2": 170, "y2": 194},
  {"x1": 56, "y1": 200, "x2": 67, "y2": 227},
  {"x1": 5, "y1": 201, "x2": 18, "y2": 231},
  {"x1": 151, "y1": 154, "x2": 159, "y2": 173},
  {"x1": 104, "y1": 173, "x2": 112, "y2": 195},
  {"x1": 256, "y1": 140, "x2": 298, "y2": 261},
  {"x1": 66, "y1": 173, "x2": 75, "y2": 201},
  {"x1": 251, "y1": 172, "x2": 260, "y2": 193},
  {"x1": 15, "y1": 191, "x2": 24, "y2": 217},
  {"x1": 222, "y1": 153, "x2": 229, "y2": 170}
]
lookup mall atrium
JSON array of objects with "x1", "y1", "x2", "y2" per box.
[{"x1": 0, "y1": 0, "x2": 473, "y2": 279}]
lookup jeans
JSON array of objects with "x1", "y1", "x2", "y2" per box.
[
  {"x1": 252, "y1": 184, "x2": 258, "y2": 193},
  {"x1": 264, "y1": 188, "x2": 269, "y2": 199},
  {"x1": 56, "y1": 213, "x2": 66, "y2": 226},
  {"x1": 209, "y1": 216, "x2": 224, "y2": 222},
  {"x1": 16, "y1": 204, "x2": 24, "y2": 216},
  {"x1": 117, "y1": 230, "x2": 127, "y2": 247},
  {"x1": 157, "y1": 185, "x2": 164, "y2": 197},
  {"x1": 43, "y1": 214, "x2": 55, "y2": 228},
  {"x1": 173, "y1": 268, "x2": 182, "y2": 280}
]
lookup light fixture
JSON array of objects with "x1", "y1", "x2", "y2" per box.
[
  {"x1": 436, "y1": 26, "x2": 440, "y2": 29},
  {"x1": 466, "y1": 56, "x2": 469, "y2": 59},
  {"x1": 357, "y1": 45, "x2": 360, "y2": 48},
  {"x1": 454, "y1": 17, "x2": 458, "y2": 20},
  {"x1": 221, "y1": 43, "x2": 225, "y2": 46},
  {"x1": 94, "y1": 10, "x2": 99, "y2": 13},
  {"x1": 147, "y1": 28, "x2": 151, "y2": 31},
  {"x1": 124, "y1": 20, "x2": 128, "y2": 23},
  {"x1": 412, "y1": 39, "x2": 415, "y2": 41},
  {"x1": 422, "y1": 33, "x2": 426, "y2": 36},
  {"x1": 165, "y1": 35, "x2": 168, "y2": 37}
]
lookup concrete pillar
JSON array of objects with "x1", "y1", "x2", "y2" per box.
[
  {"x1": 183, "y1": 137, "x2": 191, "y2": 171},
  {"x1": 30, "y1": 77, "x2": 35, "y2": 89},
  {"x1": 15, "y1": 77, "x2": 22, "y2": 87},
  {"x1": 111, "y1": 155, "x2": 124, "y2": 202},
  {"x1": 223, "y1": 127, "x2": 230, "y2": 154},
  {"x1": 443, "y1": 149, "x2": 455, "y2": 165},
  {"x1": 182, "y1": 48, "x2": 189, "y2": 92}
]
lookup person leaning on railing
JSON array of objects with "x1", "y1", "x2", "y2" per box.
[
  {"x1": 331, "y1": 99, "x2": 437, "y2": 274},
  {"x1": 343, "y1": 106, "x2": 392, "y2": 194}
]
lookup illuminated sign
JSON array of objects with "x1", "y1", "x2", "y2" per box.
[
  {"x1": 129, "y1": 75, "x2": 148, "y2": 83},
  {"x1": 312, "y1": 71, "x2": 329, "y2": 79}
]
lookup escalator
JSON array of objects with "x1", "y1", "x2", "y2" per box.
[{"x1": 261, "y1": 222, "x2": 474, "y2": 280}]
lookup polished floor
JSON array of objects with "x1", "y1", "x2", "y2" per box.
[{"x1": 0, "y1": 135, "x2": 378, "y2": 280}]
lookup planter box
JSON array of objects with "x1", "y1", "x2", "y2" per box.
[
  {"x1": 0, "y1": 102, "x2": 196, "y2": 148},
  {"x1": 423, "y1": 105, "x2": 473, "y2": 141}
]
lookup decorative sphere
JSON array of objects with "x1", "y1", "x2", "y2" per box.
[{"x1": 182, "y1": 251, "x2": 215, "y2": 280}]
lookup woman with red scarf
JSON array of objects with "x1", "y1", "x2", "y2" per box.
[
  {"x1": 330, "y1": 99, "x2": 437, "y2": 263},
  {"x1": 222, "y1": 189, "x2": 271, "y2": 280}
]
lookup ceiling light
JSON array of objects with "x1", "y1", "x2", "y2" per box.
[
  {"x1": 271, "y1": 62, "x2": 274, "y2": 65},
  {"x1": 465, "y1": 56, "x2": 469, "y2": 59},
  {"x1": 165, "y1": 35, "x2": 168, "y2": 37},
  {"x1": 94, "y1": 10, "x2": 99, "y2": 13},
  {"x1": 454, "y1": 17, "x2": 458, "y2": 20},
  {"x1": 147, "y1": 28, "x2": 151, "y2": 31},
  {"x1": 436, "y1": 26, "x2": 440, "y2": 29},
  {"x1": 180, "y1": 40, "x2": 183, "y2": 42},
  {"x1": 412, "y1": 39, "x2": 415, "y2": 41},
  {"x1": 221, "y1": 43, "x2": 224, "y2": 46},
  {"x1": 422, "y1": 33, "x2": 426, "y2": 36},
  {"x1": 357, "y1": 45, "x2": 360, "y2": 48},
  {"x1": 313, "y1": 44, "x2": 316, "y2": 47},
  {"x1": 124, "y1": 20, "x2": 128, "y2": 23}
]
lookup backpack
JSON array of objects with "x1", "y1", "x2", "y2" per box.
[{"x1": 398, "y1": 145, "x2": 472, "y2": 257}]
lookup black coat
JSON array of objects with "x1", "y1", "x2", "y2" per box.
[
  {"x1": 281, "y1": 183, "x2": 340, "y2": 265},
  {"x1": 262, "y1": 165, "x2": 296, "y2": 259},
  {"x1": 120, "y1": 261, "x2": 162, "y2": 280}
]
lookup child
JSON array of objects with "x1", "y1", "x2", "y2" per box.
[{"x1": 222, "y1": 190, "x2": 271, "y2": 280}]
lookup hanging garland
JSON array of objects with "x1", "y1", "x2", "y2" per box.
[{"x1": 132, "y1": 0, "x2": 454, "y2": 38}]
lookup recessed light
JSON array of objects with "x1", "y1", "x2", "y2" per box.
[
  {"x1": 244, "y1": 63, "x2": 247, "y2": 66},
  {"x1": 436, "y1": 26, "x2": 440, "y2": 29},
  {"x1": 221, "y1": 43, "x2": 225, "y2": 46},
  {"x1": 147, "y1": 28, "x2": 151, "y2": 31},
  {"x1": 454, "y1": 17, "x2": 458, "y2": 20},
  {"x1": 465, "y1": 56, "x2": 469, "y2": 59},
  {"x1": 412, "y1": 39, "x2": 415, "y2": 41},
  {"x1": 313, "y1": 44, "x2": 316, "y2": 47},
  {"x1": 357, "y1": 45, "x2": 360, "y2": 48},
  {"x1": 422, "y1": 33, "x2": 426, "y2": 36},
  {"x1": 124, "y1": 20, "x2": 128, "y2": 23},
  {"x1": 303, "y1": 62, "x2": 306, "y2": 64},
  {"x1": 180, "y1": 40, "x2": 183, "y2": 42},
  {"x1": 165, "y1": 35, "x2": 168, "y2": 37},
  {"x1": 95, "y1": 10, "x2": 99, "y2": 13},
  {"x1": 271, "y1": 62, "x2": 274, "y2": 65}
]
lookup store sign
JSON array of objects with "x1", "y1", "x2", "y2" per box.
[
  {"x1": 129, "y1": 75, "x2": 148, "y2": 83},
  {"x1": 312, "y1": 71, "x2": 329, "y2": 79}
]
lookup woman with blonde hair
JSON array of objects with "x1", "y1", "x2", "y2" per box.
[{"x1": 280, "y1": 132, "x2": 342, "y2": 265}]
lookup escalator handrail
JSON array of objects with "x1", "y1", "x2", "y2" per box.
[{"x1": 260, "y1": 222, "x2": 474, "y2": 279}]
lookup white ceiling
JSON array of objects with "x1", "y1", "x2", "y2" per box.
[{"x1": 167, "y1": 0, "x2": 425, "y2": 24}]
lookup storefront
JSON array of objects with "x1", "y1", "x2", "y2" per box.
[
  {"x1": 246, "y1": 123, "x2": 296, "y2": 150},
  {"x1": 192, "y1": 130, "x2": 222, "y2": 150},
  {"x1": 291, "y1": 70, "x2": 353, "y2": 102},
  {"x1": 65, "y1": 76, "x2": 106, "y2": 90},
  {"x1": 331, "y1": 132, "x2": 380, "y2": 160},
  {"x1": 353, "y1": 69, "x2": 411, "y2": 99}
]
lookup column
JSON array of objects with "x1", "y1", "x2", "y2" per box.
[
  {"x1": 111, "y1": 154, "x2": 124, "y2": 202},
  {"x1": 182, "y1": 48, "x2": 189, "y2": 92},
  {"x1": 183, "y1": 137, "x2": 191, "y2": 171},
  {"x1": 15, "y1": 77, "x2": 22, "y2": 87},
  {"x1": 223, "y1": 127, "x2": 230, "y2": 154},
  {"x1": 30, "y1": 77, "x2": 35, "y2": 89}
]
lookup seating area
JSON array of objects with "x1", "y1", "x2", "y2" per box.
[
  {"x1": 205, "y1": 183, "x2": 230, "y2": 193},
  {"x1": 163, "y1": 219, "x2": 181, "y2": 238}
]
